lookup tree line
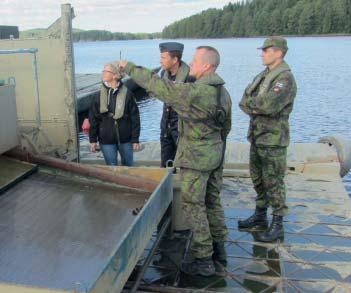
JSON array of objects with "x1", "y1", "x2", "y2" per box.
[
  {"x1": 20, "y1": 29, "x2": 161, "y2": 42},
  {"x1": 73, "y1": 30, "x2": 161, "y2": 42},
  {"x1": 162, "y1": 0, "x2": 351, "y2": 38}
]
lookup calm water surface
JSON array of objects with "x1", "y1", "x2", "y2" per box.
[{"x1": 74, "y1": 37, "x2": 351, "y2": 194}]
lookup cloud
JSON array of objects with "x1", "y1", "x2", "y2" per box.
[{"x1": 0, "y1": 0, "x2": 234, "y2": 32}]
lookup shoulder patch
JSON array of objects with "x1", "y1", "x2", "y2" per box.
[
  {"x1": 275, "y1": 82, "x2": 284, "y2": 88},
  {"x1": 272, "y1": 81, "x2": 286, "y2": 93}
]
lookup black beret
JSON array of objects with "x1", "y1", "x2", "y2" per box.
[{"x1": 159, "y1": 42, "x2": 184, "y2": 53}]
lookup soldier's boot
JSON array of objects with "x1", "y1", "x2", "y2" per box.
[
  {"x1": 238, "y1": 207, "x2": 268, "y2": 230},
  {"x1": 181, "y1": 256, "x2": 216, "y2": 277},
  {"x1": 255, "y1": 215, "x2": 284, "y2": 242},
  {"x1": 212, "y1": 242, "x2": 227, "y2": 267}
]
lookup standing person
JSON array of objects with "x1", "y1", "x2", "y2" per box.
[
  {"x1": 238, "y1": 36, "x2": 297, "y2": 242},
  {"x1": 89, "y1": 62, "x2": 140, "y2": 166},
  {"x1": 117, "y1": 45, "x2": 232, "y2": 276},
  {"x1": 158, "y1": 42, "x2": 190, "y2": 168}
]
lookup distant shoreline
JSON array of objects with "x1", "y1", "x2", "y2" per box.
[{"x1": 72, "y1": 33, "x2": 351, "y2": 43}]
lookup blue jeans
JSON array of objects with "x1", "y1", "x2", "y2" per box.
[{"x1": 100, "y1": 143, "x2": 133, "y2": 166}]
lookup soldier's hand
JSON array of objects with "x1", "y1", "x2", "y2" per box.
[{"x1": 117, "y1": 60, "x2": 128, "y2": 70}]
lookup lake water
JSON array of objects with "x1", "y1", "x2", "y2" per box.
[{"x1": 74, "y1": 37, "x2": 351, "y2": 194}]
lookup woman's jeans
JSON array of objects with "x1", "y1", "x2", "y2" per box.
[{"x1": 100, "y1": 143, "x2": 133, "y2": 166}]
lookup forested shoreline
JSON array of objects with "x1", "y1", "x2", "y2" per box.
[
  {"x1": 162, "y1": 0, "x2": 351, "y2": 38},
  {"x1": 20, "y1": 0, "x2": 351, "y2": 41}
]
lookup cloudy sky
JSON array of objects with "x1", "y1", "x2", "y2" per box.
[{"x1": 1, "y1": 0, "x2": 233, "y2": 33}]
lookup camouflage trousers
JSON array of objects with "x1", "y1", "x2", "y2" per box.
[
  {"x1": 180, "y1": 166, "x2": 228, "y2": 259},
  {"x1": 250, "y1": 144, "x2": 288, "y2": 216}
]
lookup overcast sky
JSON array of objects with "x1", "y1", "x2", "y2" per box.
[{"x1": 1, "y1": 0, "x2": 233, "y2": 33}]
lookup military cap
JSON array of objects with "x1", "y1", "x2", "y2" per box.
[
  {"x1": 159, "y1": 42, "x2": 184, "y2": 53},
  {"x1": 258, "y1": 36, "x2": 288, "y2": 53}
]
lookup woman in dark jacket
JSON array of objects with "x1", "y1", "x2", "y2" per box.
[{"x1": 89, "y1": 62, "x2": 140, "y2": 166}]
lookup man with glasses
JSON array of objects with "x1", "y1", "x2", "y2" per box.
[{"x1": 88, "y1": 62, "x2": 140, "y2": 166}]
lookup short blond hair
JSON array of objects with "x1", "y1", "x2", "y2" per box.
[{"x1": 196, "y1": 46, "x2": 220, "y2": 69}]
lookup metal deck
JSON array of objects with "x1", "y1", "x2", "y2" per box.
[
  {"x1": 129, "y1": 171, "x2": 351, "y2": 292},
  {"x1": 0, "y1": 171, "x2": 148, "y2": 291},
  {"x1": 0, "y1": 163, "x2": 173, "y2": 293}
]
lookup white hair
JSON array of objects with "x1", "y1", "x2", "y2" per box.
[{"x1": 104, "y1": 62, "x2": 122, "y2": 80}]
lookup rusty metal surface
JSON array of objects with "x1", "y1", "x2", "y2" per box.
[
  {"x1": 0, "y1": 171, "x2": 149, "y2": 291},
  {"x1": 6, "y1": 149, "x2": 159, "y2": 192}
]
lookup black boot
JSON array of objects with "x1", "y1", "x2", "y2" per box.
[
  {"x1": 181, "y1": 256, "x2": 216, "y2": 276},
  {"x1": 238, "y1": 208, "x2": 268, "y2": 230},
  {"x1": 213, "y1": 242, "x2": 227, "y2": 267},
  {"x1": 255, "y1": 215, "x2": 284, "y2": 242}
]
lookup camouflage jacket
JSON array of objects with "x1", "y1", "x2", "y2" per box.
[
  {"x1": 239, "y1": 61, "x2": 297, "y2": 147},
  {"x1": 124, "y1": 62, "x2": 232, "y2": 171}
]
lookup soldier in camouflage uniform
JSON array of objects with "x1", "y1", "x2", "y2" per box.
[
  {"x1": 238, "y1": 36, "x2": 297, "y2": 242},
  {"x1": 117, "y1": 46, "x2": 232, "y2": 276}
]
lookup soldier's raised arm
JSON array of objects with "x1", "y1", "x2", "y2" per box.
[{"x1": 121, "y1": 62, "x2": 208, "y2": 120}]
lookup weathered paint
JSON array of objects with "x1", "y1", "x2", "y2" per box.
[
  {"x1": 0, "y1": 283, "x2": 72, "y2": 293},
  {"x1": 0, "y1": 85, "x2": 18, "y2": 154},
  {"x1": 0, "y1": 4, "x2": 77, "y2": 159},
  {"x1": 88, "y1": 168, "x2": 173, "y2": 293},
  {"x1": 0, "y1": 163, "x2": 172, "y2": 293}
]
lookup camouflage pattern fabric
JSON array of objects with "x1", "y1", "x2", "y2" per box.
[
  {"x1": 240, "y1": 61, "x2": 297, "y2": 216},
  {"x1": 123, "y1": 61, "x2": 232, "y2": 258},
  {"x1": 124, "y1": 62, "x2": 232, "y2": 171},
  {"x1": 239, "y1": 61, "x2": 297, "y2": 147},
  {"x1": 180, "y1": 166, "x2": 227, "y2": 258},
  {"x1": 250, "y1": 144, "x2": 288, "y2": 216}
]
